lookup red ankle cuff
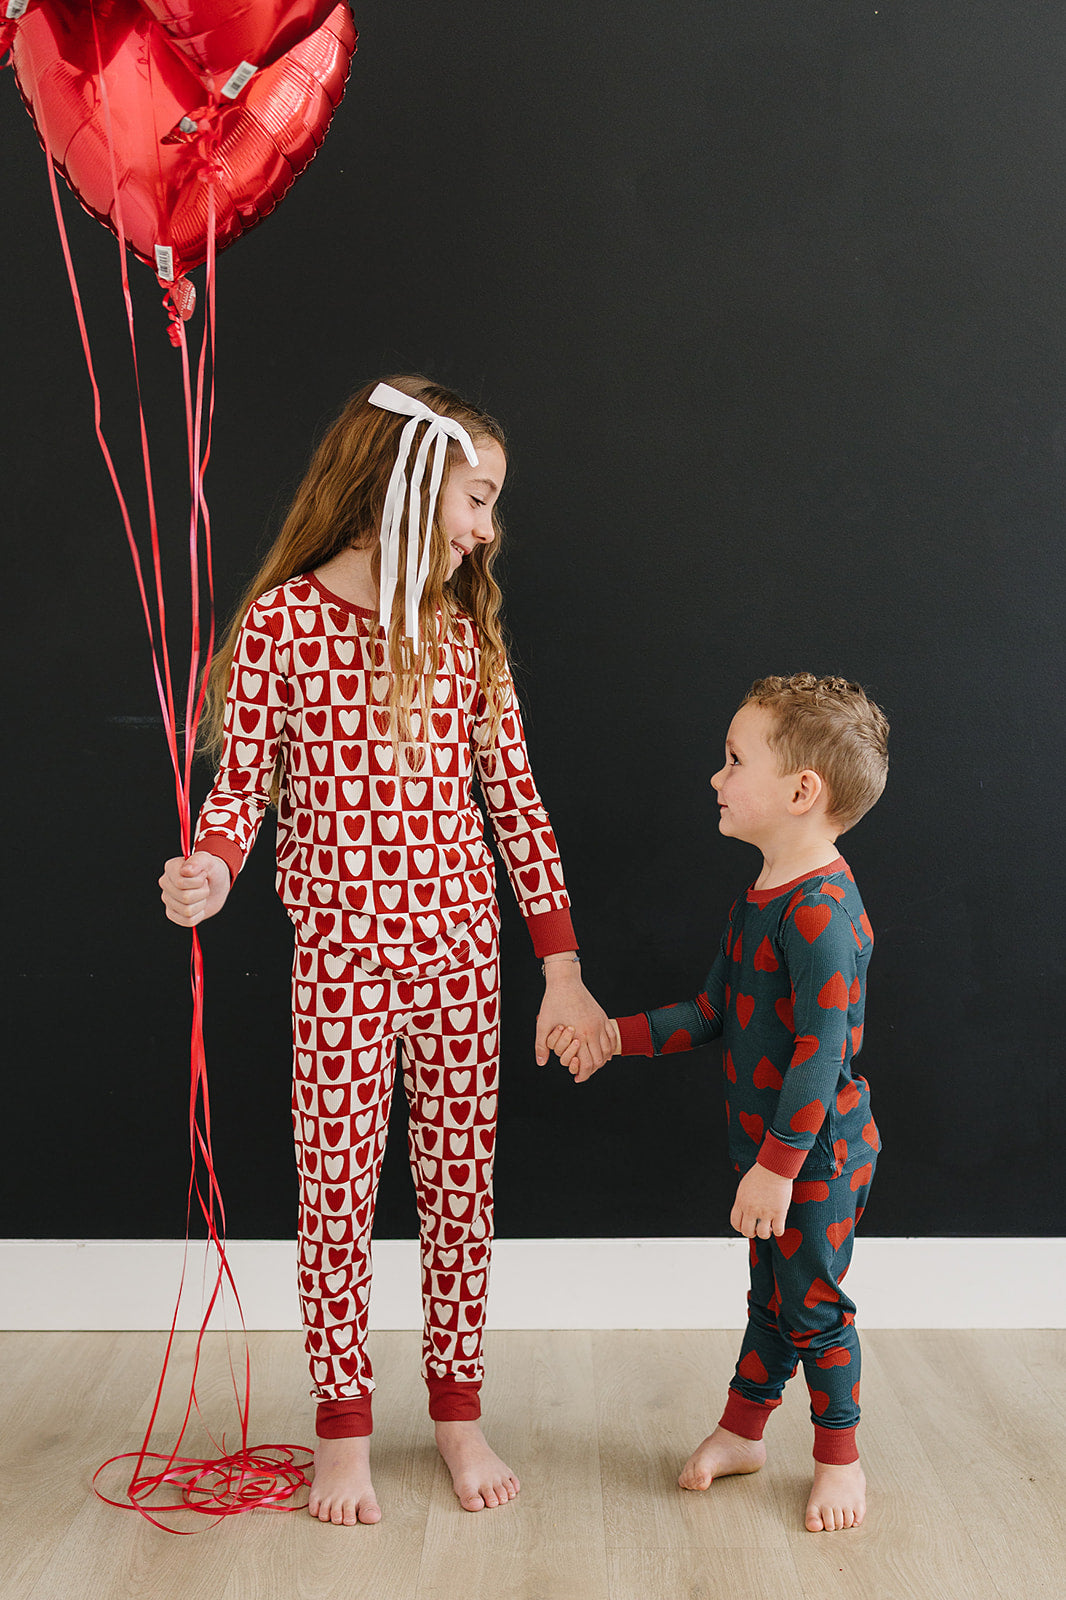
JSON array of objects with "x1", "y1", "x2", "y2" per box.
[
  {"x1": 813, "y1": 1423, "x2": 859, "y2": 1465},
  {"x1": 316, "y1": 1396, "x2": 373, "y2": 1438},
  {"x1": 719, "y1": 1388, "x2": 781, "y2": 1441},
  {"x1": 426, "y1": 1377, "x2": 481, "y2": 1421}
]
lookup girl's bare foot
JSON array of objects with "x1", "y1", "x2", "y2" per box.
[
  {"x1": 678, "y1": 1425, "x2": 767, "y2": 1491},
  {"x1": 434, "y1": 1419, "x2": 520, "y2": 1511},
  {"x1": 308, "y1": 1434, "x2": 382, "y2": 1525},
  {"x1": 805, "y1": 1459, "x2": 866, "y2": 1531}
]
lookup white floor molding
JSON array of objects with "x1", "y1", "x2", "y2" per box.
[{"x1": 3, "y1": 1238, "x2": 1064, "y2": 1331}]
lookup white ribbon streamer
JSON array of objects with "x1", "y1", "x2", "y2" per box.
[{"x1": 368, "y1": 383, "x2": 479, "y2": 644}]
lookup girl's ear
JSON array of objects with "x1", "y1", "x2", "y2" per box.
[{"x1": 789, "y1": 769, "x2": 824, "y2": 815}]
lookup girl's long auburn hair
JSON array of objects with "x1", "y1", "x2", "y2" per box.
[{"x1": 200, "y1": 376, "x2": 510, "y2": 785}]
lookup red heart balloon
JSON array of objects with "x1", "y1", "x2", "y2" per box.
[
  {"x1": 136, "y1": 0, "x2": 337, "y2": 93},
  {"x1": 10, "y1": 0, "x2": 356, "y2": 281}
]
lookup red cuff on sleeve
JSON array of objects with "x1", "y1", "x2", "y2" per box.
[
  {"x1": 194, "y1": 833, "x2": 242, "y2": 882},
  {"x1": 526, "y1": 905, "x2": 578, "y2": 958},
  {"x1": 615, "y1": 1013, "x2": 654, "y2": 1057},
  {"x1": 756, "y1": 1132, "x2": 809, "y2": 1180}
]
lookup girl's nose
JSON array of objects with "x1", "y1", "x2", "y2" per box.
[{"x1": 711, "y1": 767, "x2": 725, "y2": 792}]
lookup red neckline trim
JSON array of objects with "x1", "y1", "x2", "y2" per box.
[
  {"x1": 302, "y1": 571, "x2": 377, "y2": 618},
  {"x1": 746, "y1": 857, "x2": 848, "y2": 906}
]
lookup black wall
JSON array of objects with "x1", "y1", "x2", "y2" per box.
[{"x1": 4, "y1": 1, "x2": 1064, "y2": 1242}]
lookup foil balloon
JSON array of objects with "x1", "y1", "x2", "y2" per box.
[
  {"x1": 0, "y1": 0, "x2": 39, "y2": 61},
  {"x1": 136, "y1": 0, "x2": 338, "y2": 95},
  {"x1": 10, "y1": 0, "x2": 356, "y2": 286}
]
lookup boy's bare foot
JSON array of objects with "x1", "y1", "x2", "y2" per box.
[
  {"x1": 805, "y1": 1459, "x2": 866, "y2": 1531},
  {"x1": 678, "y1": 1425, "x2": 767, "y2": 1491},
  {"x1": 308, "y1": 1434, "x2": 382, "y2": 1525},
  {"x1": 434, "y1": 1419, "x2": 520, "y2": 1511}
]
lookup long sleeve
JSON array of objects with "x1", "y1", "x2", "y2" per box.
[
  {"x1": 194, "y1": 599, "x2": 292, "y2": 878},
  {"x1": 473, "y1": 669, "x2": 576, "y2": 957},
  {"x1": 614, "y1": 927, "x2": 731, "y2": 1057}
]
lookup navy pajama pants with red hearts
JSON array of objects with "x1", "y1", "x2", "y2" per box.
[
  {"x1": 719, "y1": 1160, "x2": 876, "y2": 1465},
  {"x1": 291, "y1": 926, "x2": 500, "y2": 1438}
]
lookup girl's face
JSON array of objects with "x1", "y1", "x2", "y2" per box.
[{"x1": 439, "y1": 439, "x2": 507, "y2": 573}]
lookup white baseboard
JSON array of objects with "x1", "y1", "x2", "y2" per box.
[{"x1": 2, "y1": 1238, "x2": 1063, "y2": 1331}]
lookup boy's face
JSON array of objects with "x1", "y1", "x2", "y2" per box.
[{"x1": 711, "y1": 703, "x2": 799, "y2": 847}]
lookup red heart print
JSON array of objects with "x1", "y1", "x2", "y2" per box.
[
  {"x1": 791, "y1": 1034, "x2": 820, "y2": 1065},
  {"x1": 753, "y1": 1057, "x2": 783, "y2": 1091},
  {"x1": 792, "y1": 1180, "x2": 829, "y2": 1205},
  {"x1": 836, "y1": 1082, "x2": 861, "y2": 1115},
  {"x1": 789, "y1": 1099, "x2": 824, "y2": 1136},
  {"x1": 735, "y1": 994, "x2": 755, "y2": 1029},
  {"x1": 738, "y1": 1350, "x2": 768, "y2": 1382},
  {"x1": 753, "y1": 936, "x2": 778, "y2": 972},
  {"x1": 793, "y1": 905, "x2": 832, "y2": 944},
  {"x1": 826, "y1": 1219, "x2": 854, "y2": 1251},
  {"x1": 739, "y1": 1111, "x2": 764, "y2": 1143},
  {"x1": 817, "y1": 972, "x2": 849, "y2": 1011},
  {"x1": 663, "y1": 1028, "x2": 693, "y2": 1053}
]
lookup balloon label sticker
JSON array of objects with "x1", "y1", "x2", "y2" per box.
[
  {"x1": 154, "y1": 244, "x2": 175, "y2": 282},
  {"x1": 6, "y1": 0, "x2": 29, "y2": 18},
  {"x1": 221, "y1": 61, "x2": 258, "y2": 100}
]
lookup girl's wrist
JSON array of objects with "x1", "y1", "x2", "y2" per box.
[{"x1": 541, "y1": 951, "x2": 581, "y2": 983}]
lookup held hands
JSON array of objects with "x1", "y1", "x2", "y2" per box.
[
  {"x1": 543, "y1": 1013, "x2": 621, "y2": 1083},
  {"x1": 730, "y1": 1164, "x2": 793, "y2": 1241},
  {"x1": 159, "y1": 850, "x2": 231, "y2": 927},
  {"x1": 535, "y1": 955, "x2": 615, "y2": 1080}
]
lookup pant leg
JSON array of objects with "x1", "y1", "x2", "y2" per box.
[
  {"x1": 721, "y1": 1161, "x2": 875, "y2": 1463},
  {"x1": 400, "y1": 923, "x2": 500, "y2": 1421},
  {"x1": 720, "y1": 1233, "x2": 801, "y2": 1440},
  {"x1": 292, "y1": 939, "x2": 400, "y2": 1433}
]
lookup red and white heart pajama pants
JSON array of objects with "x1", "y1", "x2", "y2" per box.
[{"x1": 291, "y1": 922, "x2": 500, "y2": 1439}]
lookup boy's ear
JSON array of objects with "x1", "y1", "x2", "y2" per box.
[{"x1": 788, "y1": 768, "x2": 824, "y2": 815}]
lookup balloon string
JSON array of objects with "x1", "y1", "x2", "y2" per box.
[{"x1": 34, "y1": 14, "x2": 309, "y2": 1527}]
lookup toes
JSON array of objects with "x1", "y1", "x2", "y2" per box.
[{"x1": 460, "y1": 1491, "x2": 487, "y2": 1512}]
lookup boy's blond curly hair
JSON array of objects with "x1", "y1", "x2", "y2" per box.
[{"x1": 742, "y1": 674, "x2": 889, "y2": 833}]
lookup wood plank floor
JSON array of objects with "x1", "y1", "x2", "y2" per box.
[{"x1": 1, "y1": 1329, "x2": 1063, "y2": 1600}]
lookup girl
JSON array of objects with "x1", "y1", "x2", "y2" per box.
[{"x1": 160, "y1": 376, "x2": 612, "y2": 1524}]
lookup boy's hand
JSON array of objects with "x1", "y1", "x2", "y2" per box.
[
  {"x1": 159, "y1": 851, "x2": 231, "y2": 927},
  {"x1": 730, "y1": 1164, "x2": 793, "y2": 1241},
  {"x1": 545, "y1": 1019, "x2": 621, "y2": 1082}
]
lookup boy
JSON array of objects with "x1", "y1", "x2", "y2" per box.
[{"x1": 549, "y1": 673, "x2": 889, "y2": 1532}]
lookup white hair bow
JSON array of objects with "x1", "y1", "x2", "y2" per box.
[{"x1": 368, "y1": 382, "x2": 479, "y2": 644}]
